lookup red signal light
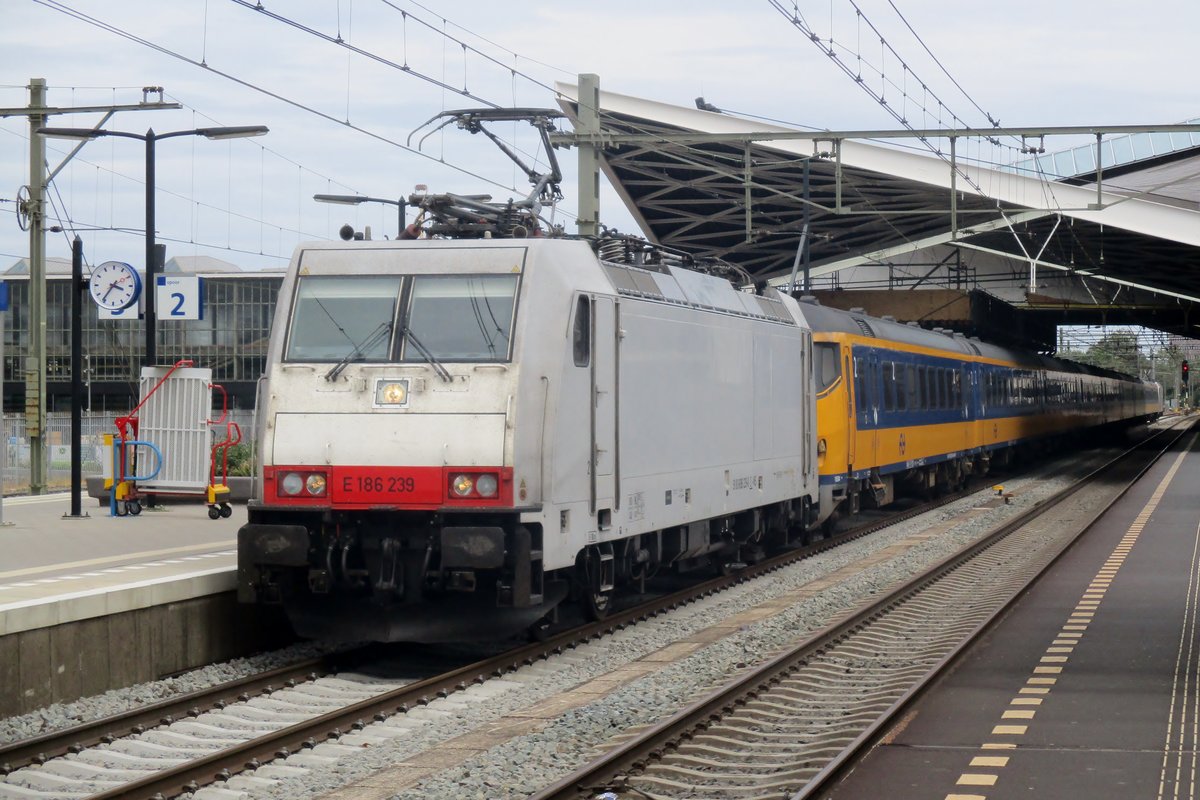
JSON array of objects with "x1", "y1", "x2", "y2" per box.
[{"x1": 1184, "y1": 360, "x2": 1190, "y2": 383}]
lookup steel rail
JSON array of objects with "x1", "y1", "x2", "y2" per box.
[
  {"x1": 0, "y1": 648, "x2": 376, "y2": 775},
  {"x1": 528, "y1": 419, "x2": 1192, "y2": 800}
]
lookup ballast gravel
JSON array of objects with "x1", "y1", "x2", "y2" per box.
[
  {"x1": 0, "y1": 640, "x2": 351, "y2": 746},
  {"x1": 0, "y1": 440, "x2": 1136, "y2": 800}
]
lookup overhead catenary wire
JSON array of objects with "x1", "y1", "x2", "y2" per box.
[
  {"x1": 15, "y1": 3, "x2": 577, "y2": 267},
  {"x1": 766, "y1": 0, "x2": 1105, "y2": 288},
  {"x1": 1, "y1": 91, "x2": 365, "y2": 264},
  {"x1": 768, "y1": 0, "x2": 1000, "y2": 202},
  {"x1": 367, "y1": 0, "x2": 566, "y2": 92},
  {"x1": 883, "y1": 0, "x2": 999, "y2": 129},
  {"x1": 31, "y1": 0, "x2": 528, "y2": 195},
  {"x1": 382, "y1": 0, "x2": 575, "y2": 78},
  {"x1": 228, "y1": 0, "x2": 571, "y2": 211}
]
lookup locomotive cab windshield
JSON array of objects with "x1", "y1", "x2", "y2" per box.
[{"x1": 287, "y1": 273, "x2": 519, "y2": 365}]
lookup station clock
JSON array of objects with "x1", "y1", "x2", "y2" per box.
[{"x1": 88, "y1": 260, "x2": 142, "y2": 312}]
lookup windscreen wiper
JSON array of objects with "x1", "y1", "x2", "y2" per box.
[
  {"x1": 324, "y1": 321, "x2": 392, "y2": 382},
  {"x1": 402, "y1": 325, "x2": 452, "y2": 383}
]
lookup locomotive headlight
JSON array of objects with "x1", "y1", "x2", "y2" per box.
[
  {"x1": 475, "y1": 474, "x2": 498, "y2": 497},
  {"x1": 281, "y1": 472, "x2": 304, "y2": 496},
  {"x1": 375, "y1": 379, "x2": 409, "y2": 406},
  {"x1": 306, "y1": 473, "x2": 327, "y2": 495},
  {"x1": 451, "y1": 474, "x2": 474, "y2": 497}
]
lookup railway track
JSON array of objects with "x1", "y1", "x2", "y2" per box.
[
  {"x1": 529, "y1": 419, "x2": 1193, "y2": 800},
  {"x1": 0, "y1": 429, "x2": 1173, "y2": 800}
]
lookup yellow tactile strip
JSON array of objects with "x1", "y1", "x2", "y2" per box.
[
  {"x1": 945, "y1": 440, "x2": 1193, "y2": 800},
  {"x1": 1156, "y1": 488, "x2": 1200, "y2": 797}
]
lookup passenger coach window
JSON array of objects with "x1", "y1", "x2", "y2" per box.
[
  {"x1": 573, "y1": 296, "x2": 590, "y2": 367},
  {"x1": 815, "y1": 343, "x2": 840, "y2": 391}
]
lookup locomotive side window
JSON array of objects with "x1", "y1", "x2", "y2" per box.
[
  {"x1": 287, "y1": 276, "x2": 400, "y2": 361},
  {"x1": 404, "y1": 275, "x2": 518, "y2": 361},
  {"x1": 814, "y1": 342, "x2": 840, "y2": 392},
  {"x1": 573, "y1": 296, "x2": 590, "y2": 367}
]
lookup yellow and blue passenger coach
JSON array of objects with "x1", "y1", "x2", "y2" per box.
[{"x1": 799, "y1": 301, "x2": 1162, "y2": 526}]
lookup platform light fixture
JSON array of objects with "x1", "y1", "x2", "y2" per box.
[{"x1": 37, "y1": 124, "x2": 269, "y2": 366}]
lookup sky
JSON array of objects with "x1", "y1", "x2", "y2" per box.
[{"x1": 3, "y1": 0, "x2": 1200, "y2": 274}]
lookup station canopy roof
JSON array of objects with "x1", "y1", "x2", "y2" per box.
[{"x1": 556, "y1": 84, "x2": 1200, "y2": 337}]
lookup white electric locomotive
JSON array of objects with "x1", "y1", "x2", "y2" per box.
[{"x1": 238, "y1": 229, "x2": 820, "y2": 641}]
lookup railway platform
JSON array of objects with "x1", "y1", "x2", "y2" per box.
[
  {"x1": 0, "y1": 493, "x2": 289, "y2": 718},
  {"x1": 827, "y1": 427, "x2": 1200, "y2": 799}
]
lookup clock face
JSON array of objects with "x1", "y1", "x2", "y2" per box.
[{"x1": 89, "y1": 261, "x2": 142, "y2": 311}]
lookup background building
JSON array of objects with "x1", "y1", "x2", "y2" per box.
[{"x1": 1, "y1": 255, "x2": 283, "y2": 413}]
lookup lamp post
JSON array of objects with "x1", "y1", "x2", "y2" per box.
[
  {"x1": 314, "y1": 194, "x2": 406, "y2": 239},
  {"x1": 37, "y1": 125, "x2": 268, "y2": 366}
]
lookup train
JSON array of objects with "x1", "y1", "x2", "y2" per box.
[
  {"x1": 236, "y1": 199, "x2": 1161, "y2": 643},
  {"x1": 805, "y1": 303, "x2": 1162, "y2": 526}
]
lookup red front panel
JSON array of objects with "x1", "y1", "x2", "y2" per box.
[{"x1": 264, "y1": 466, "x2": 514, "y2": 508}]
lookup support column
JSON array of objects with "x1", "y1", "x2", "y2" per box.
[
  {"x1": 576, "y1": 73, "x2": 600, "y2": 238},
  {"x1": 26, "y1": 78, "x2": 47, "y2": 495}
]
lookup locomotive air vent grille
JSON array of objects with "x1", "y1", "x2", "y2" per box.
[
  {"x1": 603, "y1": 263, "x2": 665, "y2": 298},
  {"x1": 756, "y1": 296, "x2": 791, "y2": 321},
  {"x1": 603, "y1": 264, "x2": 640, "y2": 293},
  {"x1": 851, "y1": 317, "x2": 875, "y2": 337},
  {"x1": 628, "y1": 270, "x2": 663, "y2": 297}
]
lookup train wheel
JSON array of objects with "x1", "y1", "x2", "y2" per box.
[
  {"x1": 528, "y1": 616, "x2": 555, "y2": 642},
  {"x1": 577, "y1": 547, "x2": 613, "y2": 621}
]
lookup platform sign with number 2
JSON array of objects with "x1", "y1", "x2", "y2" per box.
[{"x1": 155, "y1": 275, "x2": 204, "y2": 321}]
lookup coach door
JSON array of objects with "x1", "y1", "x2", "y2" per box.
[
  {"x1": 845, "y1": 349, "x2": 857, "y2": 470},
  {"x1": 859, "y1": 351, "x2": 880, "y2": 470},
  {"x1": 590, "y1": 295, "x2": 618, "y2": 525}
]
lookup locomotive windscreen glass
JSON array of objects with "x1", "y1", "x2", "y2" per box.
[
  {"x1": 286, "y1": 276, "x2": 400, "y2": 361},
  {"x1": 403, "y1": 275, "x2": 518, "y2": 361}
]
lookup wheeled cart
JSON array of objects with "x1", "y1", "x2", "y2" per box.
[{"x1": 107, "y1": 360, "x2": 241, "y2": 519}]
